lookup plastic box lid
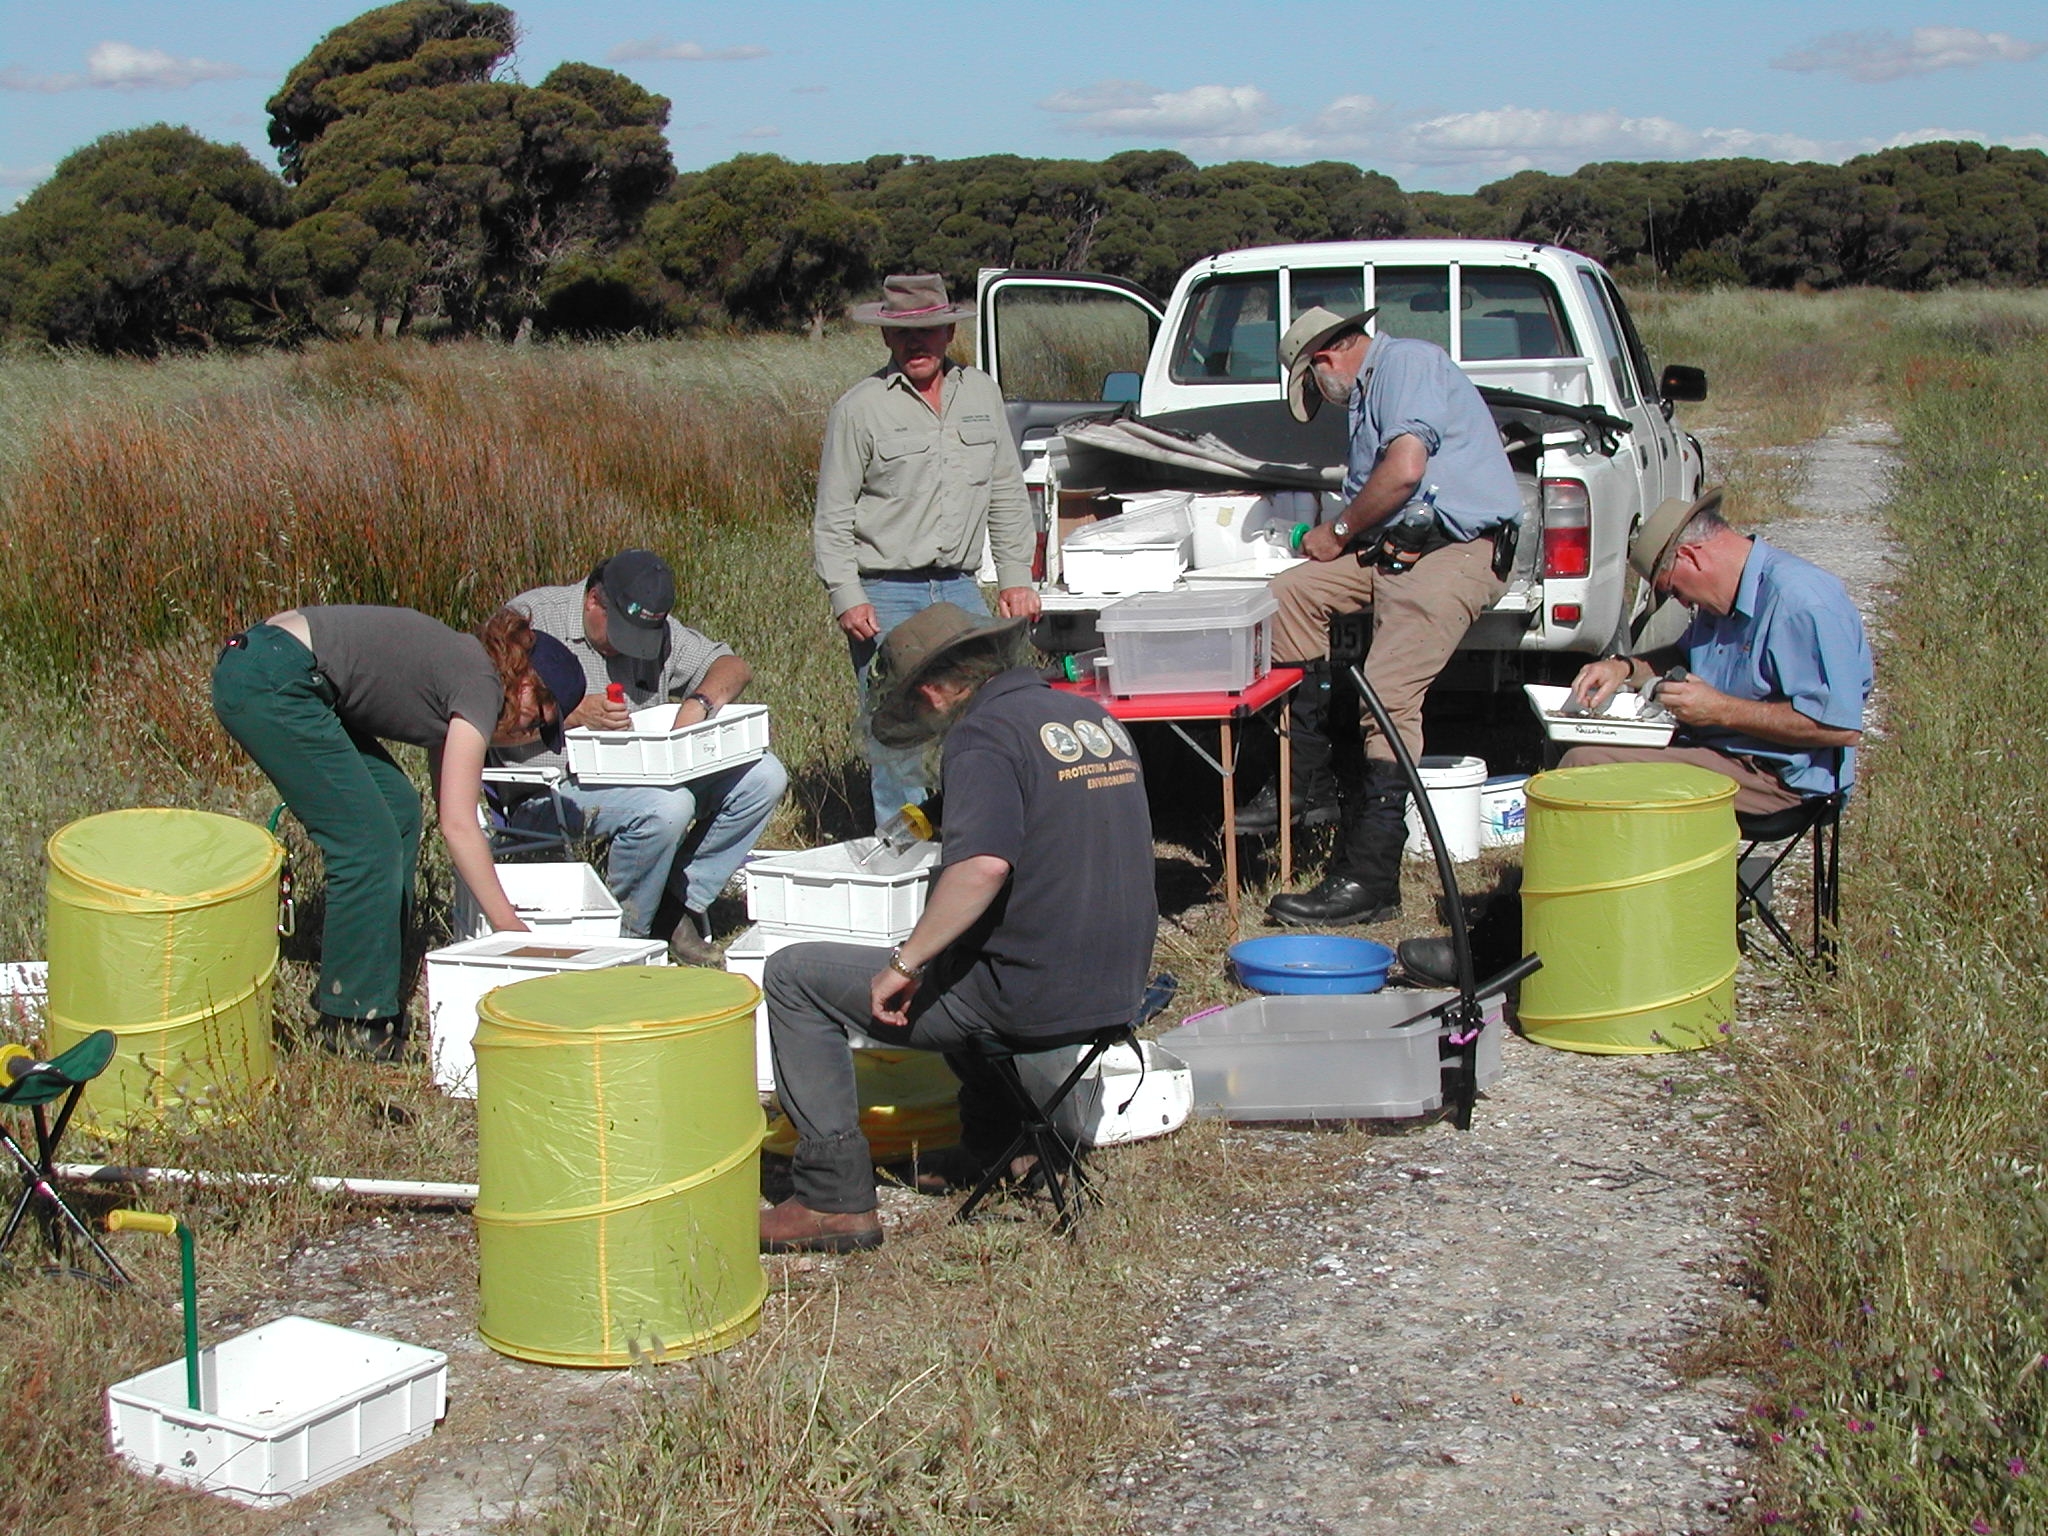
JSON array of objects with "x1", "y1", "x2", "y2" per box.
[{"x1": 1097, "y1": 588, "x2": 1279, "y2": 633}]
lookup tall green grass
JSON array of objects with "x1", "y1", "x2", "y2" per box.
[{"x1": 1737, "y1": 336, "x2": 2048, "y2": 1530}]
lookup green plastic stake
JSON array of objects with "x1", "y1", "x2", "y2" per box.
[{"x1": 108, "y1": 1210, "x2": 200, "y2": 1410}]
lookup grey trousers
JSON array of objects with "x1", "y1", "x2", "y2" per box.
[{"x1": 764, "y1": 942, "x2": 1024, "y2": 1213}]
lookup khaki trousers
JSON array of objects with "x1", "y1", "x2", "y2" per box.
[
  {"x1": 1556, "y1": 744, "x2": 1805, "y2": 817},
  {"x1": 1271, "y1": 536, "x2": 1504, "y2": 763}
]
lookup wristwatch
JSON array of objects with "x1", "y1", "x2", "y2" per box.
[
  {"x1": 887, "y1": 945, "x2": 925, "y2": 980},
  {"x1": 1330, "y1": 518, "x2": 1352, "y2": 542},
  {"x1": 685, "y1": 691, "x2": 718, "y2": 718}
]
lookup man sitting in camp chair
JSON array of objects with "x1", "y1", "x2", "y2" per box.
[
  {"x1": 757, "y1": 605, "x2": 1158, "y2": 1255},
  {"x1": 1402, "y1": 488, "x2": 1871, "y2": 984}
]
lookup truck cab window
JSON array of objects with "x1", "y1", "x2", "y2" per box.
[
  {"x1": 1290, "y1": 268, "x2": 1365, "y2": 321},
  {"x1": 1574, "y1": 270, "x2": 1639, "y2": 408},
  {"x1": 1169, "y1": 274, "x2": 1280, "y2": 384},
  {"x1": 1372, "y1": 267, "x2": 1452, "y2": 352},
  {"x1": 1459, "y1": 269, "x2": 1573, "y2": 361}
]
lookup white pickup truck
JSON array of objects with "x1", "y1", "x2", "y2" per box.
[{"x1": 973, "y1": 240, "x2": 1708, "y2": 681}]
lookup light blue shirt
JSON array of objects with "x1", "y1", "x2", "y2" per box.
[
  {"x1": 1679, "y1": 536, "x2": 1872, "y2": 796},
  {"x1": 1344, "y1": 334, "x2": 1521, "y2": 541}
]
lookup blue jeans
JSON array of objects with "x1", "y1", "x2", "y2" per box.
[
  {"x1": 849, "y1": 572, "x2": 989, "y2": 829},
  {"x1": 509, "y1": 752, "x2": 787, "y2": 936}
]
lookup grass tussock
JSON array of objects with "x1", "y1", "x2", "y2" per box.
[{"x1": 1731, "y1": 335, "x2": 2048, "y2": 1529}]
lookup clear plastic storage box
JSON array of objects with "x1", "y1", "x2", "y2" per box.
[
  {"x1": 725, "y1": 923, "x2": 885, "y2": 1091},
  {"x1": 1155, "y1": 990, "x2": 1505, "y2": 1120},
  {"x1": 1097, "y1": 588, "x2": 1279, "y2": 696},
  {"x1": 743, "y1": 841, "x2": 938, "y2": 943},
  {"x1": 564, "y1": 702, "x2": 770, "y2": 787}
]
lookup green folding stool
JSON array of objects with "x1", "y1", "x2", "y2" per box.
[{"x1": 0, "y1": 1030, "x2": 128, "y2": 1285}]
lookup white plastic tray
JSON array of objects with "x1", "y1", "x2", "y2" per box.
[
  {"x1": 1524, "y1": 684, "x2": 1677, "y2": 747},
  {"x1": 1015, "y1": 1039, "x2": 1193, "y2": 1147},
  {"x1": 564, "y1": 702, "x2": 770, "y2": 786},
  {"x1": 450, "y1": 861, "x2": 623, "y2": 942},
  {"x1": 743, "y1": 841, "x2": 938, "y2": 943},
  {"x1": 107, "y1": 1316, "x2": 446, "y2": 1507},
  {"x1": 725, "y1": 923, "x2": 886, "y2": 1091}
]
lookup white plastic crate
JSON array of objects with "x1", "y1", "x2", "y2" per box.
[
  {"x1": 1059, "y1": 500, "x2": 1192, "y2": 596},
  {"x1": 450, "y1": 861, "x2": 623, "y2": 942},
  {"x1": 1015, "y1": 1039, "x2": 1193, "y2": 1147},
  {"x1": 106, "y1": 1316, "x2": 446, "y2": 1508},
  {"x1": 1098, "y1": 588, "x2": 1278, "y2": 696},
  {"x1": 424, "y1": 933, "x2": 667, "y2": 1097},
  {"x1": 744, "y1": 841, "x2": 938, "y2": 942},
  {"x1": 725, "y1": 923, "x2": 886, "y2": 1092},
  {"x1": 564, "y1": 701, "x2": 770, "y2": 787}
]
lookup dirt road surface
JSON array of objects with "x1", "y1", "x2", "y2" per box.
[{"x1": 1110, "y1": 418, "x2": 1898, "y2": 1536}]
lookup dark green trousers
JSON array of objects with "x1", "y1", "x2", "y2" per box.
[{"x1": 211, "y1": 624, "x2": 422, "y2": 1021}]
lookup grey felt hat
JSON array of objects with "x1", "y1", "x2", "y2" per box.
[
  {"x1": 1629, "y1": 488, "x2": 1726, "y2": 581},
  {"x1": 850, "y1": 273, "x2": 976, "y2": 327},
  {"x1": 868, "y1": 603, "x2": 1026, "y2": 748},
  {"x1": 1280, "y1": 305, "x2": 1377, "y2": 423}
]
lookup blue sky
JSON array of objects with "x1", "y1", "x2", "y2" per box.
[{"x1": 3, "y1": 2, "x2": 2044, "y2": 206}]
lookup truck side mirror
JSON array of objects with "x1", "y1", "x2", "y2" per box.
[
  {"x1": 1659, "y1": 365, "x2": 1707, "y2": 403},
  {"x1": 1100, "y1": 371, "x2": 1142, "y2": 404}
]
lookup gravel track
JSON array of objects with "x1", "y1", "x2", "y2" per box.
[{"x1": 1111, "y1": 418, "x2": 1900, "y2": 1536}]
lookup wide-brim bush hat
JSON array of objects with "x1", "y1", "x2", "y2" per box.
[
  {"x1": 870, "y1": 603, "x2": 1027, "y2": 747},
  {"x1": 1281, "y1": 305, "x2": 1378, "y2": 423},
  {"x1": 851, "y1": 273, "x2": 977, "y2": 327},
  {"x1": 1630, "y1": 487, "x2": 1726, "y2": 581}
]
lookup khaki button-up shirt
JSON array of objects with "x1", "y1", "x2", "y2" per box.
[{"x1": 811, "y1": 361, "x2": 1033, "y2": 617}]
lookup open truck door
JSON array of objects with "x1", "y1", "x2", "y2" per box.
[{"x1": 974, "y1": 270, "x2": 1164, "y2": 463}]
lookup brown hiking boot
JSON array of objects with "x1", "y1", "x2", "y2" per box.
[{"x1": 758, "y1": 1197, "x2": 884, "y2": 1255}]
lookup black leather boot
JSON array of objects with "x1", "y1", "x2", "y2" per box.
[
  {"x1": 1238, "y1": 661, "x2": 1340, "y2": 834},
  {"x1": 1266, "y1": 759, "x2": 1407, "y2": 926},
  {"x1": 1398, "y1": 866, "x2": 1524, "y2": 985}
]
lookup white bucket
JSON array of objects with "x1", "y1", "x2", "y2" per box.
[
  {"x1": 1480, "y1": 774, "x2": 1529, "y2": 848},
  {"x1": 1189, "y1": 490, "x2": 1317, "y2": 569},
  {"x1": 1402, "y1": 755, "x2": 1487, "y2": 861}
]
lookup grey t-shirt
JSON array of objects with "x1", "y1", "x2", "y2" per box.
[{"x1": 301, "y1": 606, "x2": 503, "y2": 749}]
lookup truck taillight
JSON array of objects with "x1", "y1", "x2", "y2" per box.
[{"x1": 1541, "y1": 479, "x2": 1590, "y2": 578}]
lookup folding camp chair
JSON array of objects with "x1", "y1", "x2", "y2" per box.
[
  {"x1": 1736, "y1": 789, "x2": 1845, "y2": 972},
  {"x1": 954, "y1": 973, "x2": 1177, "y2": 1233},
  {"x1": 0, "y1": 1030, "x2": 128, "y2": 1285},
  {"x1": 481, "y1": 763, "x2": 574, "y2": 860}
]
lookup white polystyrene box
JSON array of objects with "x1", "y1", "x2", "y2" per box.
[
  {"x1": 1015, "y1": 1039, "x2": 1193, "y2": 1147},
  {"x1": 1060, "y1": 542, "x2": 1190, "y2": 598},
  {"x1": 743, "y1": 841, "x2": 938, "y2": 942},
  {"x1": 424, "y1": 933, "x2": 667, "y2": 1097},
  {"x1": 564, "y1": 702, "x2": 770, "y2": 787},
  {"x1": 106, "y1": 1316, "x2": 446, "y2": 1508},
  {"x1": 725, "y1": 923, "x2": 887, "y2": 1092},
  {"x1": 449, "y1": 861, "x2": 623, "y2": 942}
]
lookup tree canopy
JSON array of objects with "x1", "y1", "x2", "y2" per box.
[
  {"x1": 4, "y1": 0, "x2": 2047, "y2": 355},
  {"x1": 0, "y1": 125, "x2": 286, "y2": 354}
]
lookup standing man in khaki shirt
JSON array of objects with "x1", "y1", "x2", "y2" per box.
[{"x1": 813, "y1": 273, "x2": 1041, "y2": 828}]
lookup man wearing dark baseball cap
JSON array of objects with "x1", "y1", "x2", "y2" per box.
[{"x1": 502, "y1": 551, "x2": 787, "y2": 964}]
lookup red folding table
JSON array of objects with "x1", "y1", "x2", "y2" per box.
[{"x1": 1053, "y1": 666, "x2": 1303, "y2": 937}]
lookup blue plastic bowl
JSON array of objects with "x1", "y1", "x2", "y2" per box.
[{"x1": 1227, "y1": 934, "x2": 1395, "y2": 995}]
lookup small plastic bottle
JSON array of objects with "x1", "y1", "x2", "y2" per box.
[
  {"x1": 606, "y1": 682, "x2": 626, "y2": 705},
  {"x1": 859, "y1": 800, "x2": 938, "y2": 867}
]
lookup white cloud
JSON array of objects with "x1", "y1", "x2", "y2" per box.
[
  {"x1": 606, "y1": 38, "x2": 768, "y2": 64},
  {"x1": 1884, "y1": 126, "x2": 2048, "y2": 154},
  {"x1": 0, "y1": 40, "x2": 245, "y2": 93},
  {"x1": 1040, "y1": 81, "x2": 1274, "y2": 138},
  {"x1": 1774, "y1": 26, "x2": 2047, "y2": 83},
  {"x1": 1386, "y1": 107, "x2": 1838, "y2": 171}
]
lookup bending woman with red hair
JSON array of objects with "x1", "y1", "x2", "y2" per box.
[{"x1": 212, "y1": 605, "x2": 586, "y2": 1057}]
